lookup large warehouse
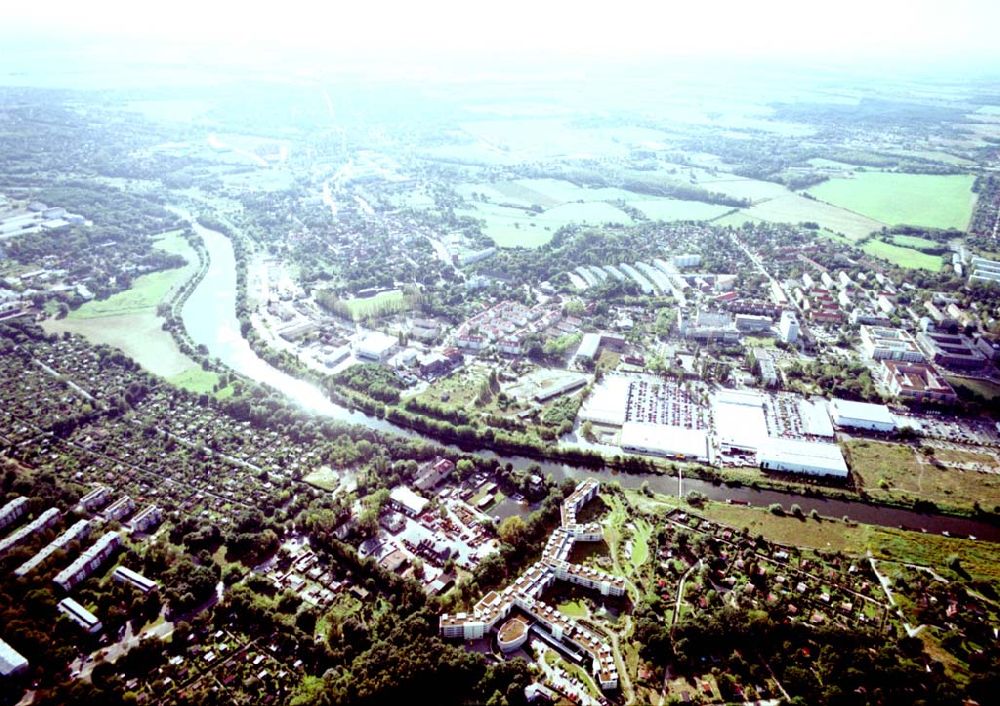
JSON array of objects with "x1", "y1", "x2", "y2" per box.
[
  {"x1": 758, "y1": 438, "x2": 849, "y2": 478},
  {"x1": 829, "y1": 399, "x2": 896, "y2": 433},
  {"x1": 620, "y1": 422, "x2": 710, "y2": 462},
  {"x1": 714, "y1": 389, "x2": 768, "y2": 452}
]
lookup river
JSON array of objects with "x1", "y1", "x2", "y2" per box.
[{"x1": 179, "y1": 212, "x2": 1000, "y2": 542}]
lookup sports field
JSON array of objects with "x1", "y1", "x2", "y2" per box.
[{"x1": 807, "y1": 172, "x2": 975, "y2": 230}]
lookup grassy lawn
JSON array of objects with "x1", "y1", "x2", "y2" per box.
[
  {"x1": 890, "y1": 234, "x2": 941, "y2": 249},
  {"x1": 459, "y1": 197, "x2": 633, "y2": 249},
  {"x1": 410, "y1": 365, "x2": 491, "y2": 412},
  {"x1": 862, "y1": 239, "x2": 943, "y2": 271},
  {"x1": 302, "y1": 466, "x2": 341, "y2": 492},
  {"x1": 946, "y1": 376, "x2": 1000, "y2": 401},
  {"x1": 603, "y1": 494, "x2": 628, "y2": 577},
  {"x1": 845, "y1": 440, "x2": 1000, "y2": 514},
  {"x1": 168, "y1": 366, "x2": 220, "y2": 394},
  {"x1": 557, "y1": 599, "x2": 588, "y2": 618},
  {"x1": 807, "y1": 172, "x2": 975, "y2": 230},
  {"x1": 630, "y1": 518, "x2": 653, "y2": 571},
  {"x1": 339, "y1": 289, "x2": 406, "y2": 320}
]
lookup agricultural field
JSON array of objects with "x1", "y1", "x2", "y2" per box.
[
  {"x1": 459, "y1": 200, "x2": 632, "y2": 248},
  {"x1": 845, "y1": 440, "x2": 1000, "y2": 514},
  {"x1": 862, "y1": 239, "x2": 944, "y2": 271},
  {"x1": 807, "y1": 172, "x2": 976, "y2": 230},
  {"x1": 890, "y1": 234, "x2": 941, "y2": 249}
]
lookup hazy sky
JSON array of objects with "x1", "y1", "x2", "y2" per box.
[{"x1": 4, "y1": 0, "x2": 999, "y2": 66}]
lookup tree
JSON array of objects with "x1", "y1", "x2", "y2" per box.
[{"x1": 498, "y1": 516, "x2": 527, "y2": 547}]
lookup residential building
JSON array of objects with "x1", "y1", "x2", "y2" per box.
[
  {"x1": 113, "y1": 566, "x2": 158, "y2": 593},
  {"x1": 58, "y1": 597, "x2": 102, "y2": 633},
  {"x1": 0, "y1": 638, "x2": 29, "y2": 677},
  {"x1": 413, "y1": 457, "x2": 455, "y2": 492},
  {"x1": 860, "y1": 326, "x2": 924, "y2": 362},
  {"x1": 127, "y1": 505, "x2": 162, "y2": 534},
  {"x1": 779, "y1": 310, "x2": 800, "y2": 344},
  {"x1": 917, "y1": 331, "x2": 987, "y2": 370},
  {"x1": 53, "y1": 531, "x2": 122, "y2": 592},
  {"x1": 881, "y1": 361, "x2": 958, "y2": 404},
  {"x1": 14, "y1": 519, "x2": 91, "y2": 577},
  {"x1": 0, "y1": 496, "x2": 28, "y2": 532},
  {"x1": 101, "y1": 495, "x2": 135, "y2": 522},
  {"x1": 0, "y1": 507, "x2": 60, "y2": 555},
  {"x1": 76, "y1": 485, "x2": 111, "y2": 513}
]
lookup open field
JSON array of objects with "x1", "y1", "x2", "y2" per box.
[
  {"x1": 41, "y1": 231, "x2": 213, "y2": 391},
  {"x1": 863, "y1": 239, "x2": 944, "y2": 271},
  {"x1": 627, "y1": 198, "x2": 732, "y2": 221},
  {"x1": 629, "y1": 517, "x2": 652, "y2": 571},
  {"x1": 845, "y1": 440, "x2": 1000, "y2": 514},
  {"x1": 459, "y1": 199, "x2": 633, "y2": 248},
  {"x1": 807, "y1": 172, "x2": 976, "y2": 230},
  {"x1": 740, "y1": 192, "x2": 885, "y2": 240}
]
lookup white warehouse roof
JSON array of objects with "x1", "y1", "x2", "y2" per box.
[
  {"x1": 830, "y1": 399, "x2": 895, "y2": 429},
  {"x1": 620, "y1": 422, "x2": 709, "y2": 461},
  {"x1": 758, "y1": 438, "x2": 849, "y2": 478}
]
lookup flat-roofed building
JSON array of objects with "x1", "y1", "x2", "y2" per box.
[
  {"x1": 0, "y1": 637, "x2": 29, "y2": 677},
  {"x1": 574, "y1": 332, "x2": 601, "y2": 362},
  {"x1": 354, "y1": 331, "x2": 398, "y2": 362},
  {"x1": 882, "y1": 361, "x2": 958, "y2": 404},
  {"x1": 58, "y1": 597, "x2": 102, "y2": 633},
  {"x1": 829, "y1": 399, "x2": 896, "y2": 433},
  {"x1": 860, "y1": 326, "x2": 925, "y2": 362},
  {"x1": 53, "y1": 531, "x2": 122, "y2": 592},
  {"x1": 113, "y1": 566, "x2": 158, "y2": 593},
  {"x1": 0, "y1": 497, "x2": 28, "y2": 532},
  {"x1": 0, "y1": 507, "x2": 60, "y2": 555}
]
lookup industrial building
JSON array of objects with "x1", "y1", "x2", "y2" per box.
[
  {"x1": 620, "y1": 422, "x2": 710, "y2": 462},
  {"x1": 53, "y1": 531, "x2": 122, "y2": 592},
  {"x1": 0, "y1": 638, "x2": 28, "y2": 677},
  {"x1": 0, "y1": 507, "x2": 60, "y2": 555},
  {"x1": 58, "y1": 597, "x2": 102, "y2": 633},
  {"x1": 860, "y1": 326, "x2": 925, "y2": 362},
  {"x1": 882, "y1": 361, "x2": 958, "y2": 404},
  {"x1": 14, "y1": 519, "x2": 91, "y2": 577},
  {"x1": 413, "y1": 457, "x2": 455, "y2": 492},
  {"x1": 574, "y1": 332, "x2": 601, "y2": 362},
  {"x1": 113, "y1": 566, "x2": 158, "y2": 594},
  {"x1": 388, "y1": 486, "x2": 430, "y2": 517},
  {"x1": 758, "y1": 438, "x2": 849, "y2": 478},
  {"x1": 829, "y1": 399, "x2": 896, "y2": 433},
  {"x1": 0, "y1": 496, "x2": 28, "y2": 532},
  {"x1": 354, "y1": 331, "x2": 398, "y2": 362}
]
